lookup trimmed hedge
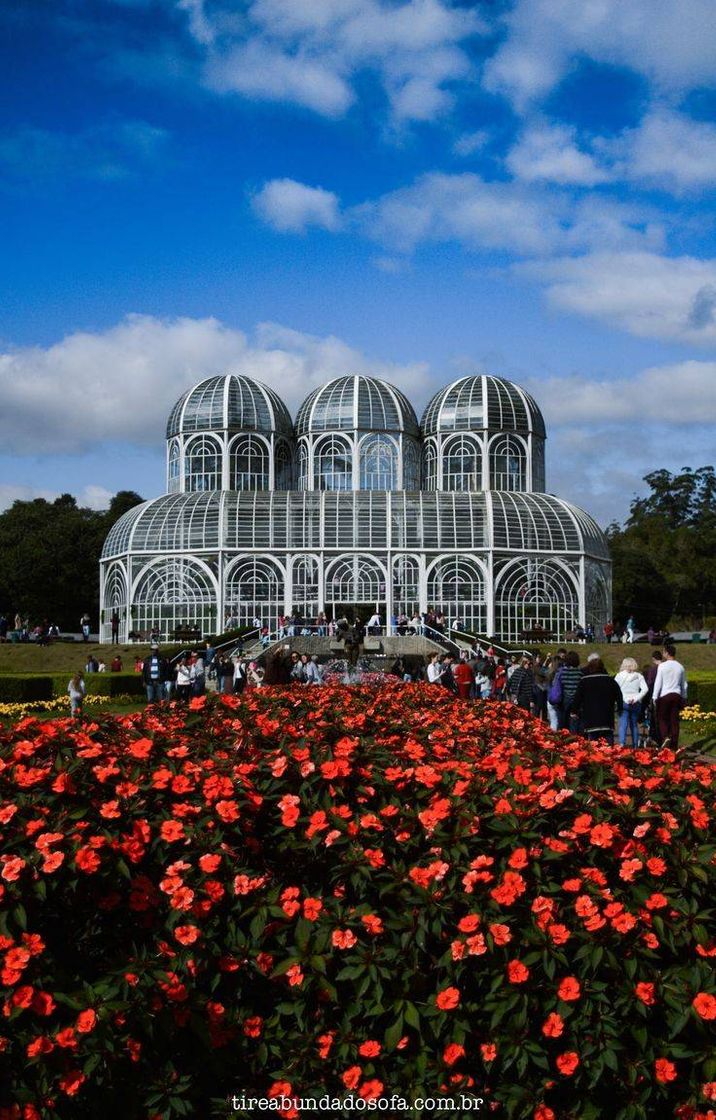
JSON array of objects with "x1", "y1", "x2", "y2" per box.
[
  {"x1": 688, "y1": 677, "x2": 716, "y2": 712},
  {"x1": 0, "y1": 673, "x2": 145, "y2": 701},
  {"x1": 0, "y1": 675, "x2": 54, "y2": 702}
]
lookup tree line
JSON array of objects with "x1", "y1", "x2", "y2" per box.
[
  {"x1": 607, "y1": 466, "x2": 716, "y2": 630},
  {"x1": 0, "y1": 491, "x2": 143, "y2": 632}
]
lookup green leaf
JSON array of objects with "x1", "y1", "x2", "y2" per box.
[
  {"x1": 384, "y1": 1014, "x2": 404, "y2": 1051},
  {"x1": 404, "y1": 1002, "x2": 421, "y2": 1030}
]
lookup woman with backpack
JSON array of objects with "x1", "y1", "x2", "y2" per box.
[{"x1": 556, "y1": 651, "x2": 583, "y2": 731}]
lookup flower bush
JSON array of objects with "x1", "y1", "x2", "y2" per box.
[{"x1": 0, "y1": 683, "x2": 714, "y2": 1120}]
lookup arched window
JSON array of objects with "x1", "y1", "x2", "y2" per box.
[
  {"x1": 133, "y1": 558, "x2": 217, "y2": 638},
  {"x1": 102, "y1": 563, "x2": 127, "y2": 640},
  {"x1": 292, "y1": 556, "x2": 319, "y2": 617},
  {"x1": 314, "y1": 436, "x2": 353, "y2": 491},
  {"x1": 225, "y1": 557, "x2": 285, "y2": 630},
  {"x1": 393, "y1": 555, "x2": 420, "y2": 615},
  {"x1": 490, "y1": 435, "x2": 526, "y2": 491},
  {"x1": 275, "y1": 440, "x2": 293, "y2": 490},
  {"x1": 185, "y1": 436, "x2": 222, "y2": 492},
  {"x1": 532, "y1": 441, "x2": 546, "y2": 492},
  {"x1": 359, "y1": 435, "x2": 397, "y2": 490},
  {"x1": 443, "y1": 436, "x2": 481, "y2": 491},
  {"x1": 168, "y1": 440, "x2": 181, "y2": 493},
  {"x1": 403, "y1": 440, "x2": 420, "y2": 490},
  {"x1": 423, "y1": 441, "x2": 437, "y2": 490},
  {"x1": 427, "y1": 557, "x2": 486, "y2": 634},
  {"x1": 585, "y1": 561, "x2": 610, "y2": 635},
  {"x1": 297, "y1": 442, "x2": 309, "y2": 491},
  {"x1": 229, "y1": 435, "x2": 269, "y2": 491},
  {"x1": 495, "y1": 559, "x2": 578, "y2": 642},
  {"x1": 325, "y1": 555, "x2": 385, "y2": 611}
]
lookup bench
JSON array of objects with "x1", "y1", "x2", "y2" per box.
[
  {"x1": 171, "y1": 628, "x2": 202, "y2": 643},
  {"x1": 520, "y1": 629, "x2": 556, "y2": 643}
]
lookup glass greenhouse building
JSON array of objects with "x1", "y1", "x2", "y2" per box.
[{"x1": 100, "y1": 372, "x2": 611, "y2": 643}]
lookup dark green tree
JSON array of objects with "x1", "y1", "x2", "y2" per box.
[
  {"x1": 0, "y1": 491, "x2": 143, "y2": 631},
  {"x1": 610, "y1": 466, "x2": 716, "y2": 627}
]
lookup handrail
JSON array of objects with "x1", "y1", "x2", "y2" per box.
[{"x1": 170, "y1": 628, "x2": 262, "y2": 665}]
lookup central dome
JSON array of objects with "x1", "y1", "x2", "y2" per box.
[
  {"x1": 295, "y1": 375, "x2": 420, "y2": 437},
  {"x1": 166, "y1": 374, "x2": 293, "y2": 439}
]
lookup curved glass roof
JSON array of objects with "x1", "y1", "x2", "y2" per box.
[
  {"x1": 421, "y1": 375, "x2": 546, "y2": 439},
  {"x1": 295, "y1": 375, "x2": 420, "y2": 437},
  {"x1": 102, "y1": 491, "x2": 608, "y2": 560},
  {"x1": 166, "y1": 374, "x2": 293, "y2": 439}
]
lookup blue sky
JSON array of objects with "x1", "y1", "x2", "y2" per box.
[{"x1": 1, "y1": 0, "x2": 715, "y2": 523}]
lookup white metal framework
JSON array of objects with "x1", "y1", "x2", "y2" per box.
[{"x1": 101, "y1": 371, "x2": 611, "y2": 641}]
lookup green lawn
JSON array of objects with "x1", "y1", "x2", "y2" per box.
[{"x1": 0, "y1": 642, "x2": 169, "y2": 674}]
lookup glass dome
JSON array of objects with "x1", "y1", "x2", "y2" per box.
[
  {"x1": 166, "y1": 374, "x2": 293, "y2": 439},
  {"x1": 421, "y1": 375, "x2": 546, "y2": 439},
  {"x1": 295, "y1": 375, "x2": 420, "y2": 437}
]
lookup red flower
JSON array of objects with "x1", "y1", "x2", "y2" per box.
[
  {"x1": 76, "y1": 1009, "x2": 97, "y2": 1034},
  {"x1": 303, "y1": 897, "x2": 323, "y2": 921},
  {"x1": 358, "y1": 1040, "x2": 381, "y2": 1058},
  {"x1": 435, "y1": 987, "x2": 460, "y2": 1010},
  {"x1": 655, "y1": 1058, "x2": 677, "y2": 1083},
  {"x1": 361, "y1": 914, "x2": 383, "y2": 935},
  {"x1": 693, "y1": 993, "x2": 716, "y2": 1020},
  {"x1": 556, "y1": 1051, "x2": 579, "y2": 1076},
  {"x1": 358, "y1": 1080, "x2": 383, "y2": 1100},
  {"x1": 458, "y1": 913, "x2": 481, "y2": 933},
  {"x1": 75, "y1": 846, "x2": 101, "y2": 874},
  {"x1": 243, "y1": 1016, "x2": 263, "y2": 1038},
  {"x1": 443, "y1": 1043, "x2": 465, "y2": 1066},
  {"x1": 635, "y1": 982, "x2": 656, "y2": 1006},
  {"x1": 489, "y1": 923, "x2": 511, "y2": 945},
  {"x1": 1, "y1": 857, "x2": 26, "y2": 882},
  {"x1": 342, "y1": 1066, "x2": 362, "y2": 1090},
  {"x1": 558, "y1": 976, "x2": 581, "y2": 1002},
  {"x1": 174, "y1": 925, "x2": 200, "y2": 945},
  {"x1": 160, "y1": 820, "x2": 185, "y2": 843},
  {"x1": 481, "y1": 1043, "x2": 497, "y2": 1061},
  {"x1": 589, "y1": 823, "x2": 615, "y2": 848},
  {"x1": 58, "y1": 1069, "x2": 86, "y2": 1096},
  {"x1": 507, "y1": 959, "x2": 530, "y2": 984},
  {"x1": 542, "y1": 1013, "x2": 564, "y2": 1038},
  {"x1": 332, "y1": 929, "x2": 357, "y2": 949}
]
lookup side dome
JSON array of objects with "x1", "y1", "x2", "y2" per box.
[
  {"x1": 166, "y1": 374, "x2": 293, "y2": 438},
  {"x1": 295, "y1": 375, "x2": 420, "y2": 437},
  {"x1": 421, "y1": 375, "x2": 546, "y2": 439}
]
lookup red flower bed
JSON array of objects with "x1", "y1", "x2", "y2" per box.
[{"x1": 0, "y1": 683, "x2": 715, "y2": 1119}]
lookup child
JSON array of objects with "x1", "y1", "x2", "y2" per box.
[{"x1": 68, "y1": 671, "x2": 86, "y2": 719}]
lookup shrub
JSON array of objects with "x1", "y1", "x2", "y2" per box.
[
  {"x1": 0, "y1": 685, "x2": 714, "y2": 1119},
  {"x1": 0, "y1": 675, "x2": 53, "y2": 703}
]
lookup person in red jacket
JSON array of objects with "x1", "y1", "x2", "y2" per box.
[{"x1": 453, "y1": 654, "x2": 474, "y2": 700}]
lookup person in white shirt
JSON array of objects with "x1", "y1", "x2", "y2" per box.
[
  {"x1": 426, "y1": 653, "x2": 442, "y2": 684},
  {"x1": 366, "y1": 611, "x2": 381, "y2": 635},
  {"x1": 652, "y1": 644, "x2": 688, "y2": 746},
  {"x1": 305, "y1": 656, "x2": 323, "y2": 685},
  {"x1": 615, "y1": 657, "x2": 648, "y2": 746}
]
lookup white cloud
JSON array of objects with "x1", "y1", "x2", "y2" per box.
[
  {"x1": 600, "y1": 108, "x2": 716, "y2": 193},
  {"x1": 452, "y1": 130, "x2": 489, "y2": 157},
  {"x1": 206, "y1": 41, "x2": 354, "y2": 117},
  {"x1": 483, "y1": 0, "x2": 716, "y2": 111},
  {"x1": 0, "y1": 484, "x2": 114, "y2": 514},
  {"x1": 526, "y1": 360, "x2": 716, "y2": 426},
  {"x1": 0, "y1": 315, "x2": 431, "y2": 454},
  {"x1": 185, "y1": 0, "x2": 485, "y2": 122},
  {"x1": 252, "y1": 178, "x2": 342, "y2": 232},
  {"x1": 356, "y1": 172, "x2": 663, "y2": 256},
  {"x1": 506, "y1": 121, "x2": 610, "y2": 186},
  {"x1": 519, "y1": 251, "x2": 716, "y2": 344}
]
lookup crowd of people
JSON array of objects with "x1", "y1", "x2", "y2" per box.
[{"x1": 423, "y1": 643, "x2": 688, "y2": 748}]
